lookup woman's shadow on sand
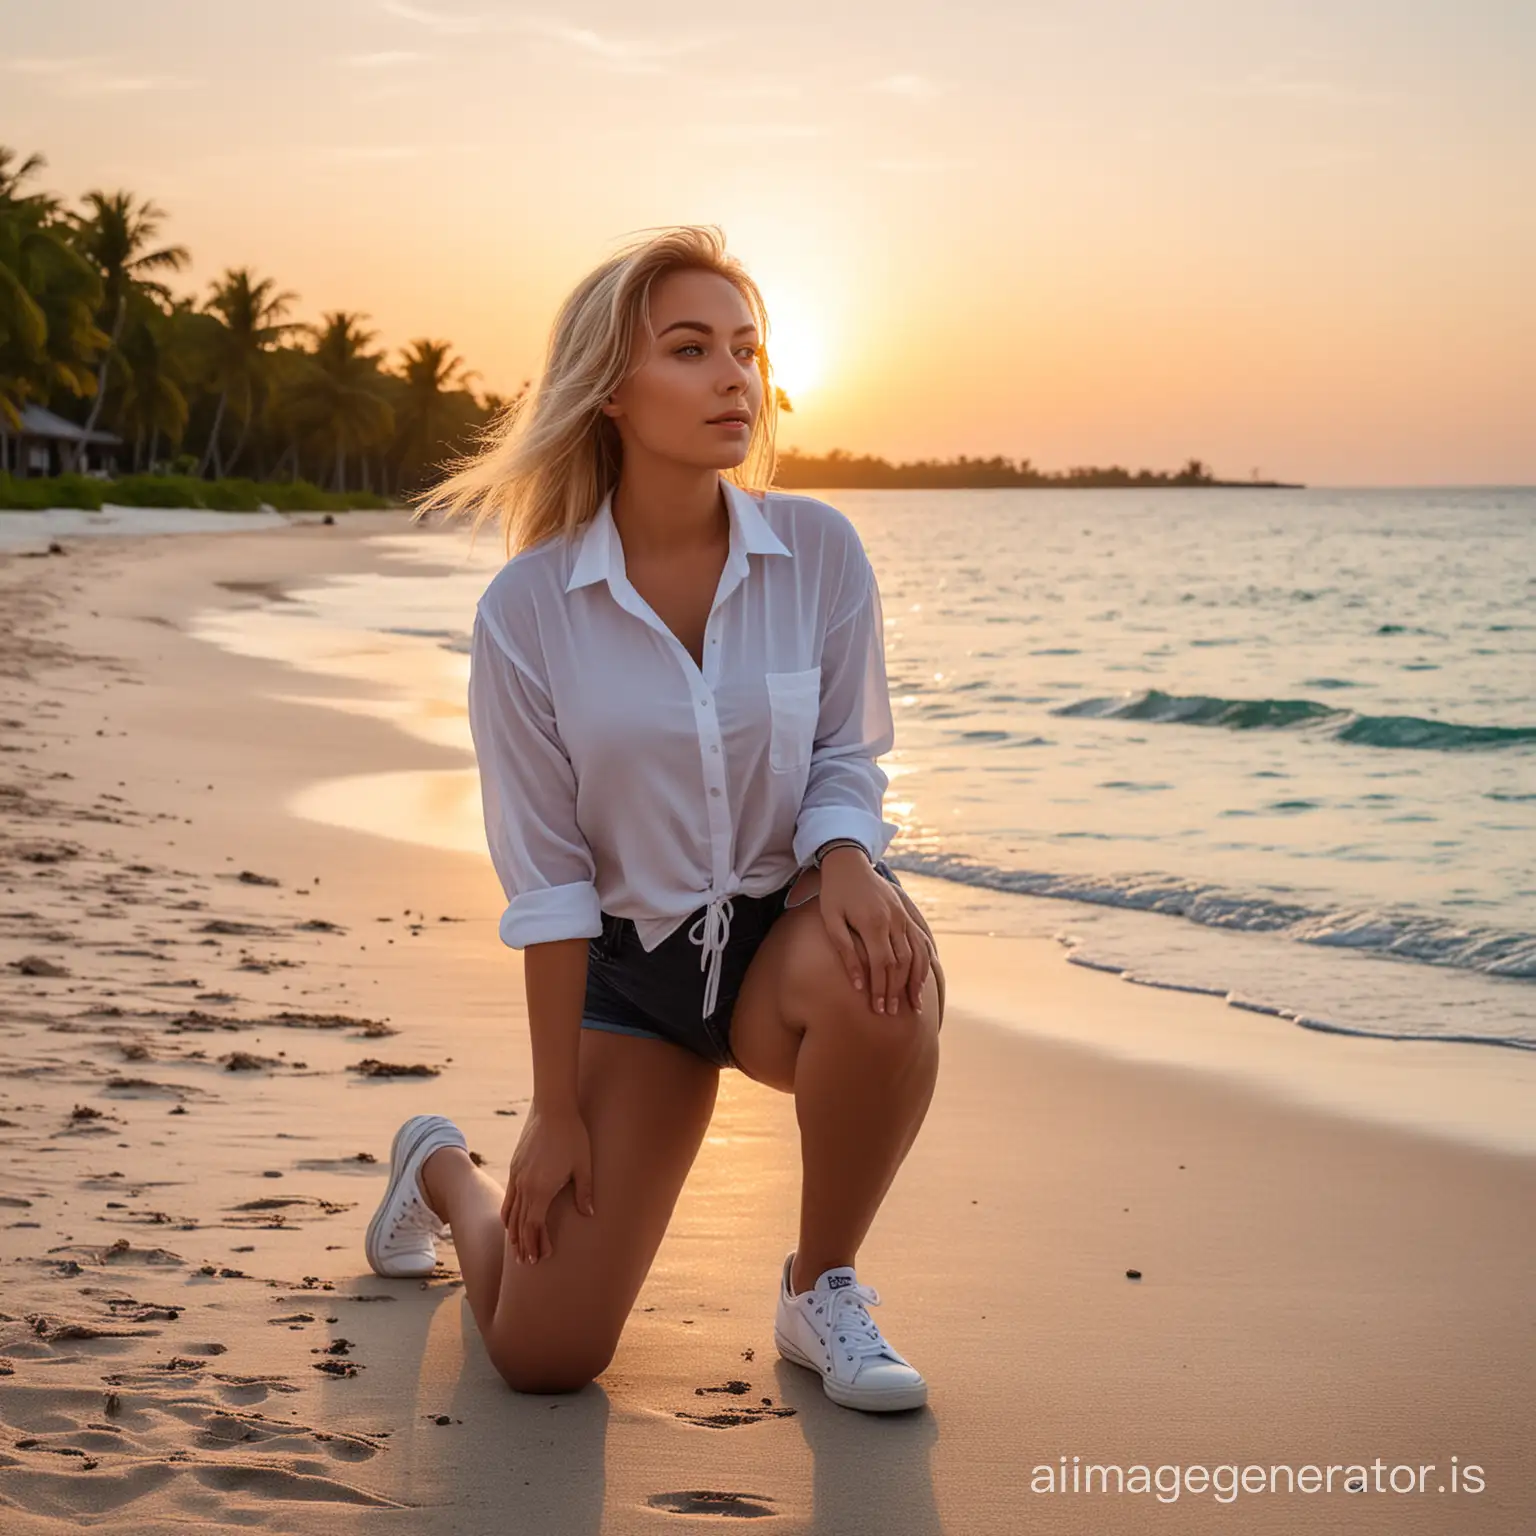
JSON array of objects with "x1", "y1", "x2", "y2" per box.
[
  {"x1": 385, "y1": 1289, "x2": 941, "y2": 1533},
  {"x1": 756, "y1": 1353, "x2": 942, "y2": 1532}
]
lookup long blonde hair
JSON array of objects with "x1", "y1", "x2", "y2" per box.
[{"x1": 410, "y1": 224, "x2": 779, "y2": 557}]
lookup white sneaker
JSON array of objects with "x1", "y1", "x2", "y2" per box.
[
  {"x1": 773, "y1": 1250, "x2": 928, "y2": 1411},
  {"x1": 363, "y1": 1114, "x2": 467, "y2": 1279}
]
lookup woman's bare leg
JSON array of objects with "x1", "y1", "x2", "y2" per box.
[
  {"x1": 727, "y1": 884, "x2": 945, "y2": 1295},
  {"x1": 787, "y1": 960, "x2": 941, "y2": 1293},
  {"x1": 418, "y1": 1027, "x2": 720, "y2": 1392},
  {"x1": 417, "y1": 1148, "x2": 513, "y2": 1337}
]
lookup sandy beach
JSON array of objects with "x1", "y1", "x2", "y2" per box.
[{"x1": 1, "y1": 511, "x2": 1532, "y2": 1535}]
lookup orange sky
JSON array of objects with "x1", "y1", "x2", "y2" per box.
[{"x1": 7, "y1": 0, "x2": 1533, "y2": 485}]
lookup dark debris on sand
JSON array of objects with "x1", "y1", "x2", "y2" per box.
[
  {"x1": 312, "y1": 1358, "x2": 363, "y2": 1377},
  {"x1": 0, "y1": 543, "x2": 461, "y2": 1504},
  {"x1": 347, "y1": 1058, "x2": 441, "y2": 1078}
]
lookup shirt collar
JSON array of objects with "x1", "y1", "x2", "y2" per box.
[{"x1": 564, "y1": 476, "x2": 790, "y2": 594}]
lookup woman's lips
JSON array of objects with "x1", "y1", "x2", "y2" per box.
[{"x1": 709, "y1": 419, "x2": 749, "y2": 431}]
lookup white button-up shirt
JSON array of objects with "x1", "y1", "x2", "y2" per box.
[{"x1": 467, "y1": 474, "x2": 899, "y2": 1019}]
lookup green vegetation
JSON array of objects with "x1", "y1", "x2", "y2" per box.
[
  {"x1": 0, "y1": 145, "x2": 515, "y2": 499},
  {"x1": 0, "y1": 472, "x2": 389, "y2": 511},
  {"x1": 774, "y1": 449, "x2": 1296, "y2": 490}
]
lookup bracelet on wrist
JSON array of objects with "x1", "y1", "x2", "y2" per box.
[{"x1": 812, "y1": 838, "x2": 872, "y2": 870}]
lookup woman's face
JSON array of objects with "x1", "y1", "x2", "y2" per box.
[{"x1": 602, "y1": 268, "x2": 763, "y2": 470}]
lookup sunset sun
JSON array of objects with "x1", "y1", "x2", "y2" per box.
[{"x1": 761, "y1": 285, "x2": 827, "y2": 402}]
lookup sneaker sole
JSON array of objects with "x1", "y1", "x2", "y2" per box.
[
  {"x1": 363, "y1": 1116, "x2": 454, "y2": 1278},
  {"x1": 773, "y1": 1324, "x2": 928, "y2": 1412}
]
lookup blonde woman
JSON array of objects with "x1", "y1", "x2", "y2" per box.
[{"x1": 363, "y1": 225, "x2": 946, "y2": 1413}]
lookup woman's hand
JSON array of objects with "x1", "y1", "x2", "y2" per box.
[
  {"x1": 500, "y1": 1100, "x2": 595, "y2": 1266},
  {"x1": 816, "y1": 848, "x2": 934, "y2": 1017}
]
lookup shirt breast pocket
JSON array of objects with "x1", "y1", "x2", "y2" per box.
[{"x1": 765, "y1": 667, "x2": 822, "y2": 774}]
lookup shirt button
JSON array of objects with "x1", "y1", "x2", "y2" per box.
[
  {"x1": 710, "y1": 788, "x2": 721, "y2": 797},
  {"x1": 711, "y1": 745, "x2": 720, "y2": 753}
]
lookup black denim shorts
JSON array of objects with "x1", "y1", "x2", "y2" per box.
[{"x1": 581, "y1": 860, "x2": 905, "y2": 1069}]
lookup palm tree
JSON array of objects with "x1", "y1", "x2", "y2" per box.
[
  {"x1": 0, "y1": 149, "x2": 106, "y2": 438},
  {"x1": 65, "y1": 189, "x2": 189, "y2": 467},
  {"x1": 196, "y1": 267, "x2": 299, "y2": 477},
  {"x1": 476, "y1": 388, "x2": 514, "y2": 420},
  {"x1": 474, "y1": 379, "x2": 529, "y2": 426},
  {"x1": 116, "y1": 293, "x2": 191, "y2": 470},
  {"x1": 0, "y1": 146, "x2": 54, "y2": 208},
  {"x1": 3, "y1": 144, "x2": 520, "y2": 498},
  {"x1": 394, "y1": 337, "x2": 477, "y2": 491},
  {"x1": 290, "y1": 311, "x2": 394, "y2": 489}
]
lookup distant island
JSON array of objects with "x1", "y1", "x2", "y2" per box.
[{"x1": 772, "y1": 449, "x2": 1303, "y2": 490}]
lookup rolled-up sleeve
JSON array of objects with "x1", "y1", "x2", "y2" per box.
[
  {"x1": 467, "y1": 604, "x2": 602, "y2": 948},
  {"x1": 791, "y1": 549, "x2": 901, "y2": 869}
]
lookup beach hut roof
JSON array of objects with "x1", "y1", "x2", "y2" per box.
[{"x1": 11, "y1": 404, "x2": 123, "y2": 446}]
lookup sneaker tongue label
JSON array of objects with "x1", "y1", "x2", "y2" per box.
[{"x1": 824, "y1": 1270, "x2": 855, "y2": 1290}]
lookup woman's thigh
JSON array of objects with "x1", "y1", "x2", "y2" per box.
[
  {"x1": 483, "y1": 1028, "x2": 720, "y2": 1392},
  {"x1": 727, "y1": 868, "x2": 946, "y2": 1094}
]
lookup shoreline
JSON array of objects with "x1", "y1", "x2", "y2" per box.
[
  {"x1": 1, "y1": 517, "x2": 1532, "y2": 1532},
  {"x1": 164, "y1": 513, "x2": 1536, "y2": 1157}
]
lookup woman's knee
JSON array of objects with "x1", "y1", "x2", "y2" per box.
[
  {"x1": 790, "y1": 944, "x2": 941, "y2": 1049},
  {"x1": 855, "y1": 993, "x2": 941, "y2": 1057},
  {"x1": 485, "y1": 1307, "x2": 617, "y2": 1395},
  {"x1": 803, "y1": 972, "x2": 940, "y2": 1064},
  {"x1": 488, "y1": 1335, "x2": 613, "y2": 1395},
  {"x1": 783, "y1": 906, "x2": 942, "y2": 1030}
]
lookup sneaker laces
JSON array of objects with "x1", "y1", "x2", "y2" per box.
[
  {"x1": 814, "y1": 1281, "x2": 895, "y2": 1364},
  {"x1": 388, "y1": 1181, "x2": 444, "y2": 1245}
]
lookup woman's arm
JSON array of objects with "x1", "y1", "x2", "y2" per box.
[
  {"x1": 520, "y1": 940, "x2": 588, "y2": 1115},
  {"x1": 467, "y1": 605, "x2": 602, "y2": 1113},
  {"x1": 790, "y1": 538, "x2": 900, "y2": 869}
]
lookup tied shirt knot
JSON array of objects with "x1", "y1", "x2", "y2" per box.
[{"x1": 686, "y1": 895, "x2": 736, "y2": 1021}]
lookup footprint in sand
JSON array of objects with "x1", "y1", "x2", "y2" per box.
[
  {"x1": 210, "y1": 1373, "x2": 303, "y2": 1404},
  {"x1": 103, "y1": 1075, "x2": 205, "y2": 1101},
  {"x1": 672, "y1": 1382, "x2": 796, "y2": 1431},
  {"x1": 647, "y1": 1490, "x2": 779, "y2": 1518},
  {"x1": 294, "y1": 1153, "x2": 379, "y2": 1174},
  {"x1": 672, "y1": 1406, "x2": 797, "y2": 1429}
]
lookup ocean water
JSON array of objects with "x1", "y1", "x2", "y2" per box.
[
  {"x1": 848, "y1": 485, "x2": 1535, "y2": 1055},
  {"x1": 189, "y1": 486, "x2": 1536, "y2": 1056}
]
